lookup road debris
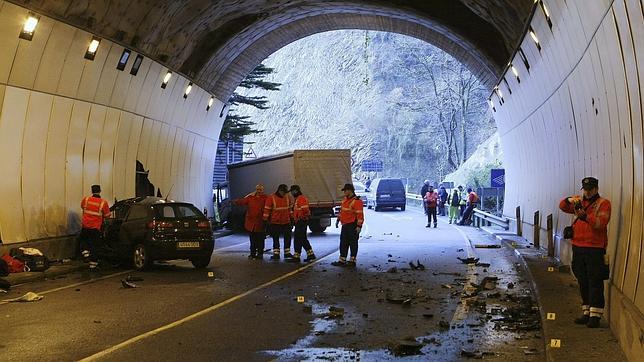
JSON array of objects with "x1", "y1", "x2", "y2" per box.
[
  {"x1": 408, "y1": 260, "x2": 426, "y2": 271},
  {"x1": 125, "y1": 275, "x2": 144, "y2": 282},
  {"x1": 2, "y1": 291, "x2": 43, "y2": 302},
  {"x1": 388, "y1": 337, "x2": 423, "y2": 356},
  {"x1": 121, "y1": 279, "x2": 137, "y2": 288},
  {"x1": 474, "y1": 244, "x2": 501, "y2": 248},
  {"x1": 457, "y1": 257, "x2": 480, "y2": 264},
  {"x1": 327, "y1": 306, "x2": 345, "y2": 319}
]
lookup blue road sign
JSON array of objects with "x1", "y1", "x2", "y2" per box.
[
  {"x1": 361, "y1": 159, "x2": 383, "y2": 172},
  {"x1": 491, "y1": 169, "x2": 505, "y2": 187}
]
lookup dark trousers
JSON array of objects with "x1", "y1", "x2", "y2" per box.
[
  {"x1": 78, "y1": 228, "x2": 101, "y2": 262},
  {"x1": 427, "y1": 207, "x2": 437, "y2": 225},
  {"x1": 270, "y1": 223, "x2": 292, "y2": 252},
  {"x1": 459, "y1": 205, "x2": 475, "y2": 225},
  {"x1": 572, "y1": 246, "x2": 606, "y2": 309},
  {"x1": 249, "y1": 231, "x2": 265, "y2": 256},
  {"x1": 459, "y1": 204, "x2": 466, "y2": 216},
  {"x1": 293, "y1": 220, "x2": 313, "y2": 254},
  {"x1": 438, "y1": 203, "x2": 446, "y2": 216},
  {"x1": 340, "y1": 223, "x2": 359, "y2": 258}
]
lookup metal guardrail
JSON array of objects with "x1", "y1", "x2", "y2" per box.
[
  {"x1": 472, "y1": 209, "x2": 510, "y2": 230},
  {"x1": 406, "y1": 193, "x2": 423, "y2": 201}
]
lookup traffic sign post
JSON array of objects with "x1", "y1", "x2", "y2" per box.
[{"x1": 491, "y1": 169, "x2": 505, "y2": 187}]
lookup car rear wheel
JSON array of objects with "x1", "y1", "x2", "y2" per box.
[
  {"x1": 374, "y1": 205, "x2": 380, "y2": 212},
  {"x1": 400, "y1": 205, "x2": 406, "y2": 211},
  {"x1": 191, "y1": 255, "x2": 211, "y2": 269},
  {"x1": 133, "y1": 243, "x2": 151, "y2": 271},
  {"x1": 308, "y1": 220, "x2": 326, "y2": 233}
]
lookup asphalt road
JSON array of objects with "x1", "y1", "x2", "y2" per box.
[{"x1": 0, "y1": 207, "x2": 545, "y2": 361}]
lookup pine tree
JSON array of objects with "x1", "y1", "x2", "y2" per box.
[{"x1": 220, "y1": 63, "x2": 281, "y2": 142}]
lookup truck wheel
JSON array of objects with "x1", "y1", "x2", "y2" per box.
[{"x1": 308, "y1": 220, "x2": 326, "y2": 233}]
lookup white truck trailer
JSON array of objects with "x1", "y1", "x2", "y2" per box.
[{"x1": 227, "y1": 149, "x2": 352, "y2": 232}]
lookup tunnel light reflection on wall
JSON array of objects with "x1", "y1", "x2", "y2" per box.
[
  {"x1": 84, "y1": 37, "x2": 101, "y2": 60},
  {"x1": 19, "y1": 14, "x2": 40, "y2": 41},
  {"x1": 510, "y1": 64, "x2": 521, "y2": 83},
  {"x1": 183, "y1": 82, "x2": 193, "y2": 99},
  {"x1": 539, "y1": 1, "x2": 553, "y2": 29},
  {"x1": 529, "y1": 27, "x2": 541, "y2": 51},
  {"x1": 161, "y1": 71, "x2": 172, "y2": 89},
  {"x1": 206, "y1": 96, "x2": 214, "y2": 111}
]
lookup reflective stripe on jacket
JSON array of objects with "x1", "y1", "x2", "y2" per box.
[
  {"x1": 339, "y1": 196, "x2": 364, "y2": 227},
  {"x1": 235, "y1": 193, "x2": 267, "y2": 232},
  {"x1": 263, "y1": 194, "x2": 292, "y2": 225},
  {"x1": 293, "y1": 195, "x2": 311, "y2": 222},
  {"x1": 559, "y1": 196, "x2": 611, "y2": 248},
  {"x1": 81, "y1": 195, "x2": 110, "y2": 230}
]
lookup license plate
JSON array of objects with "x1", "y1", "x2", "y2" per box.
[
  {"x1": 380, "y1": 194, "x2": 390, "y2": 198},
  {"x1": 177, "y1": 241, "x2": 200, "y2": 249}
]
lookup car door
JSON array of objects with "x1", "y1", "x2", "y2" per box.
[{"x1": 119, "y1": 204, "x2": 151, "y2": 246}]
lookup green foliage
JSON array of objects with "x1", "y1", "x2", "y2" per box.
[{"x1": 221, "y1": 63, "x2": 281, "y2": 141}]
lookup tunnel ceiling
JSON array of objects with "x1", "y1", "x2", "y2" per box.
[{"x1": 9, "y1": 0, "x2": 532, "y2": 100}]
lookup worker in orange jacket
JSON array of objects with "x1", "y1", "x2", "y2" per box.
[
  {"x1": 559, "y1": 177, "x2": 611, "y2": 328},
  {"x1": 79, "y1": 185, "x2": 111, "y2": 269},
  {"x1": 287, "y1": 185, "x2": 316, "y2": 263},
  {"x1": 263, "y1": 184, "x2": 293, "y2": 260},
  {"x1": 234, "y1": 184, "x2": 267, "y2": 260},
  {"x1": 332, "y1": 183, "x2": 364, "y2": 267}
]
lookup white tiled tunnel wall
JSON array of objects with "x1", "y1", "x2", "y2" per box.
[
  {"x1": 494, "y1": 0, "x2": 642, "y2": 358},
  {"x1": 0, "y1": 1, "x2": 225, "y2": 244}
]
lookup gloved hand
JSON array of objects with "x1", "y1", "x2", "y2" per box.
[{"x1": 356, "y1": 227, "x2": 361, "y2": 235}]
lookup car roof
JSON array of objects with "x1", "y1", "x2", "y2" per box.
[{"x1": 112, "y1": 196, "x2": 192, "y2": 207}]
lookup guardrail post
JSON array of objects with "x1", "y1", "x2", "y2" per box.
[
  {"x1": 516, "y1": 206, "x2": 522, "y2": 236},
  {"x1": 547, "y1": 214, "x2": 554, "y2": 257},
  {"x1": 533, "y1": 211, "x2": 540, "y2": 249}
]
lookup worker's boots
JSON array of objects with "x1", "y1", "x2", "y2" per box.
[
  {"x1": 574, "y1": 315, "x2": 589, "y2": 325},
  {"x1": 286, "y1": 253, "x2": 301, "y2": 263},
  {"x1": 304, "y1": 253, "x2": 317, "y2": 262},
  {"x1": 586, "y1": 316, "x2": 600, "y2": 328}
]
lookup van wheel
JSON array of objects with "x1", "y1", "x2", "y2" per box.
[
  {"x1": 309, "y1": 220, "x2": 326, "y2": 233},
  {"x1": 401, "y1": 205, "x2": 406, "y2": 211},
  {"x1": 191, "y1": 255, "x2": 211, "y2": 269},
  {"x1": 133, "y1": 243, "x2": 151, "y2": 271},
  {"x1": 374, "y1": 206, "x2": 380, "y2": 212}
]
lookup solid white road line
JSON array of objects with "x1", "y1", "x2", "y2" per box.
[{"x1": 79, "y1": 252, "x2": 336, "y2": 361}]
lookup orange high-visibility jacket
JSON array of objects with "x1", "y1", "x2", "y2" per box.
[
  {"x1": 235, "y1": 193, "x2": 267, "y2": 232},
  {"x1": 339, "y1": 196, "x2": 364, "y2": 227},
  {"x1": 559, "y1": 195, "x2": 611, "y2": 249},
  {"x1": 263, "y1": 193, "x2": 292, "y2": 225},
  {"x1": 81, "y1": 195, "x2": 110, "y2": 230},
  {"x1": 293, "y1": 195, "x2": 311, "y2": 222}
]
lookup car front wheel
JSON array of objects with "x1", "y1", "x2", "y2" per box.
[
  {"x1": 191, "y1": 255, "x2": 211, "y2": 269},
  {"x1": 133, "y1": 243, "x2": 151, "y2": 271}
]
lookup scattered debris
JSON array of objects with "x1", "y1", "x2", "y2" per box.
[
  {"x1": 523, "y1": 348, "x2": 539, "y2": 355},
  {"x1": 327, "y1": 306, "x2": 345, "y2": 319},
  {"x1": 389, "y1": 337, "x2": 423, "y2": 356},
  {"x1": 2, "y1": 291, "x2": 43, "y2": 302},
  {"x1": 408, "y1": 260, "x2": 426, "y2": 271},
  {"x1": 460, "y1": 349, "x2": 483, "y2": 359},
  {"x1": 422, "y1": 314, "x2": 434, "y2": 319},
  {"x1": 93, "y1": 320, "x2": 101, "y2": 324},
  {"x1": 475, "y1": 262, "x2": 490, "y2": 268},
  {"x1": 121, "y1": 279, "x2": 137, "y2": 289},
  {"x1": 457, "y1": 257, "x2": 480, "y2": 264},
  {"x1": 457, "y1": 248, "x2": 465, "y2": 252},
  {"x1": 125, "y1": 275, "x2": 144, "y2": 282},
  {"x1": 474, "y1": 244, "x2": 501, "y2": 248},
  {"x1": 438, "y1": 320, "x2": 450, "y2": 329},
  {"x1": 386, "y1": 267, "x2": 398, "y2": 273},
  {"x1": 441, "y1": 284, "x2": 453, "y2": 289},
  {"x1": 507, "y1": 282, "x2": 515, "y2": 289}
]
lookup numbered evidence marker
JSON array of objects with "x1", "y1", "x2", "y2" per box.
[
  {"x1": 547, "y1": 267, "x2": 555, "y2": 272},
  {"x1": 550, "y1": 339, "x2": 561, "y2": 348},
  {"x1": 297, "y1": 296, "x2": 305, "y2": 303},
  {"x1": 547, "y1": 313, "x2": 556, "y2": 320},
  {"x1": 207, "y1": 272, "x2": 214, "y2": 278}
]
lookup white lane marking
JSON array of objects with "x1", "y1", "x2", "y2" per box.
[
  {"x1": 79, "y1": 253, "x2": 336, "y2": 361},
  {"x1": 0, "y1": 270, "x2": 134, "y2": 306}
]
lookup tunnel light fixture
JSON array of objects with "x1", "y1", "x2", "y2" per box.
[
  {"x1": 518, "y1": 48, "x2": 530, "y2": 72},
  {"x1": 529, "y1": 27, "x2": 541, "y2": 51},
  {"x1": 206, "y1": 96, "x2": 215, "y2": 111},
  {"x1": 161, "y1": 71, "x2": 172, "y2": 89},
  {"x1": 84, "y1": 37, "x2": 101, "y2": 60},
  {"x1": 539, "y1": 1, "x2": 553, "y2": 29},
  {"x1": 510, "y1": 64, "x2": 521, "y2": 83},
  {"x1": 502, "y1": 78, "x2": 512, "y2": 95},
  {"x1": 495, "y1": 86, "x2": 504, "y2": 104},
  {"x1": 20, "y1": 13, "x2": 39, "y2": 40},
  {"x1": 183, "y1": 82, "x2": 193, "y2": 99},
  {"x1": 116, "y1": 49, "x2": 131, "y2": 71},
  {"x1": 130, "y1": 54, "x2": 144, "y2": 75},
  {"x1": 488, "y1": 98, "x2": 496, "y2": 113}
]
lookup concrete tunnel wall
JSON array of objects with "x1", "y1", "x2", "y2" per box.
[
  {"x1": 495, "y1": 0, "x2": 642, "y2": 359},
  {"x1": 0, "y1": 1, "x2": 226, "y2": 245}
]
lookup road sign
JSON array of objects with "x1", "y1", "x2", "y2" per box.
[
  {"x1": 491, "y1": 169, "x2": 505, "y2": 187},
  {"x1": 361, "y1": 159, "x2": 383, "y2": 172}
]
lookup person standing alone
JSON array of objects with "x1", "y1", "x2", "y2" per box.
[
  {"x1": 79, "y1": 185, "x2": 110, "y2": 269},
  {"x1": 448, "y1": 188, "x2": 460, "y2": 224},
  {"x1": 332, "y1": 184, "x2": 364, "y2": 267},
  {"x1": 424, "y1": 185, "x2": 438, "y2": 228},
  {"x1": 287, "y1": 185, "x2": 316, "y2": 263},
  {"x1": 234, "y1": 184, "x2": 267, "y2": 259},
  {"x1": 559, "y1": 177, "x2": 611, "y2": 328}
]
